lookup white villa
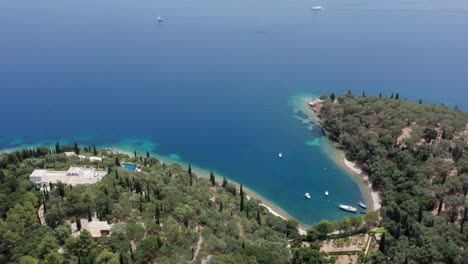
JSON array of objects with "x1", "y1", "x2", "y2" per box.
[{"x1": 30, "y1": 167, "x2": 107, "y2": 189}]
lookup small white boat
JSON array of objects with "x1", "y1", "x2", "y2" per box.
[
  {"x1": 339, "y1": 204, "x2": 357, "y2": 212},
  {"x1": 325, "y1": 191, "x2": 329, "y2": 196},
  {"x1": 311, "y1": 6, "x2": 323, "y2": 10},
  {"x1": 157, "y1": 16, "x2": 164, "y2": 22},
  {"x1": 278, "y1": 153, "x2": 283, "y2": 158},
  {"x1": 357, "y1": 201, "x2": 367, "y2": 209},
  {"x1": 305, "y1": 193, "x2": 311, "y2": 199}
]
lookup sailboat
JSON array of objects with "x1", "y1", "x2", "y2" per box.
[{"x1": 157, "y1": 16, "x2": 164, "y2": 22}]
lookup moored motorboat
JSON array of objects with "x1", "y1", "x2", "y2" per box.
[
  {"x1": 357, "y1": 201, "x2": 367, "y2": 209},
  {"x1": 278, "y1": 153, "x2": 283, "y2": 158},
  {"x1": 339, "y1": 204, "x2": 357, "y2": 212},
  {"x1": 157, "y1": 16, "x2": 164, "y2": 22},
  {"x1": 305, "y1": 193, "x2": 311, "y2": 199},
  {"x1": 311, "y1": 6, "x2": 323, "y2": 10},
  {"x1": 325, "y1": 191, "x2": 329, "y2": 196}
]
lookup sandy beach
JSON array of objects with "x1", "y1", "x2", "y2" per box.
[
  {"x1": 302, "y1": 97, "x2": 381, "y2": 211},
  {"x1": 343, "y1": 159, "x2": 381, "y2": 210},
  {"x1": 106, "y1": 147, "x2": 308, "y2": 234}
]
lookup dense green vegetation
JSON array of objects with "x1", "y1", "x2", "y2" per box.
[
  {"x1": 318, "y1": 93, "x2": 468, "y2": 263},
  {"x1": 0, "y1": 145, "x2": 335, "y2": 264}
]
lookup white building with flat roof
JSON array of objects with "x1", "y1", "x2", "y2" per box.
[{"x1": 30, "y1": 167, "x2": 107, "y2": 189}]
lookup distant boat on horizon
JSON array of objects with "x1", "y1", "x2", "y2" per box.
[
  {"x1": 311, "y1": 6, "x2": 324, "y2": 10},
  {"x1": 339, "y1": 204, "x2": 357, "y2": 213},
  {"x1": 157, "y1": 16, "x2": 164, "y2": 22}
]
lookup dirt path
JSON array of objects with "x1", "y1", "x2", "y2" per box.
[
  {"x1": 38, "y1": 203, "x2": 46, "y2": 225},
  {"x1": 192, "y1": 225, "x2": 204, "y2": 262},
  {"x1": 237, "y1": 221, "x2": 244, "y2": 237}
]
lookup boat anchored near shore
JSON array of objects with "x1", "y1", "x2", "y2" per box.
[
  {"x1": 278, "y1": 153, "x2": 283, "y2": 158},
  {"x1": 305, "y1": 193, "x2": 311, "y2": 199},
  {"x1": 325, "y1": 191, "x2": 329, "y2": 196},
  {"x1": 357, "y1": 201, "x2": 367, "y2": 209},
  {"x1": 339, "y1": 204, "x2": 357, "y2": 213}
]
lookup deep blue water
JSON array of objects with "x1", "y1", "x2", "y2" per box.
[{"x1": 1, "y1": 0, "x2": 467, "y2": 224}]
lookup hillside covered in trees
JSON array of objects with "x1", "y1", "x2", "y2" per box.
[
  {"x1": 0, "y1": 145, "x2": 338, "y2": 264},
  {"x1": 318, "y1": 93, "x2": 468, "y2": 263}
]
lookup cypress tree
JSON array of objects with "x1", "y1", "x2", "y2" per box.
[
  {"x1": 115, "y1": 156, "x2": 120, "y2": 166},
  {"x1": 390, "y1": 92, "x2": 394, "y2": 99},
  {"x1": 146, "y1": 151, "x2": 150, "y2": 158},
  {"x1": 330, "y1": 92, "x2": 336, "y2": 101},
  {"x1": 461, "y1": 208, "x2": 467, "y2": 233},
  {"x1": 130, "y1": 244, "x2": 135, "y2": 261},
  {"x1": 156, "y1": 205, "x2": 161, "y2": 224},
  {"x1": 219, "y1": 201, "x2": 223, "y2": 212},
  {"x1": 93, "y1": 145, "x2": 97, "y2": 155},
  {"x1": 74, "y1": 142, "x2": 80, "y2": 154},
  {"x1": 256, "y1": 210, "x2": 261, "y2": 225},
  {"x1": 55, "y1": 141, "x2": 61, "y2": 154},
  {"x1": 134, "y1": 151, "x2": 137, "y2": 158},
  {"x1": 347, "y1": 89, "x2": 352, "y2": 95},
  {"x1": 76, "y1": 217, "x2": 82, "y2": 230},
  {"x1": 379, "y1": 92, "x2": 382, "y2": 98},
  {"x1": 88, "y1": 205, "x2": 92, "y2": 222},
  {"x1": 395, "y1": 93, "x2": 400, "y2": 100},
  {"x1": 0, "y1": 170, "x2": 4, "y2": 183},
  {"x1": 418, "y1": 205, "x2": 423, "y2": 223},
  {"x1": 379, "y1": 233, "x2": 386, "y2": 255},
  {"x1": 188, "y1": 164, "x2": 193, "y2": 186},
  {"x1": 437, "y1": 197, "x2": 444, "y2": 215},
  {"x1": 362, "y1": 91, "x2": 366, "y2": 98},
  {"x1": 119, "y1": 252, "x2": 124, "y2": 264},
  {"x1": 222, "y1": 177, "x2": 228, "y2": 188},
  {"x1": 105, "y1": 202, "x2": 110, "y2": 216},
  {"x1": 210, "y1": 172, "x2": 216, "y2": 186},
  {"x1": 240, "y1": 184, "x2": 244, "y2": 212}
]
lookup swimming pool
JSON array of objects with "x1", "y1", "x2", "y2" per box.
[{"x1": 122, "y1": 163, "x2": 136, "y2": 171}]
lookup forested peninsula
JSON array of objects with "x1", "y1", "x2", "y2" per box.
[
  {"x1": 314, "y1": 92, "x2": 468, "y2": 263},
  {"x1": 0, "y1": 146, "x2": 313, "y2": 264}
]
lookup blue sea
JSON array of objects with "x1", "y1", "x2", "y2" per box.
[{"x1": 1, "y1": 0, "x2": 467, "y2": 225}]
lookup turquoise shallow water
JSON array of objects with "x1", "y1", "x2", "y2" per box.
[{"x1": 1, "y1": 0, "x2": 468, "y2": 224}]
